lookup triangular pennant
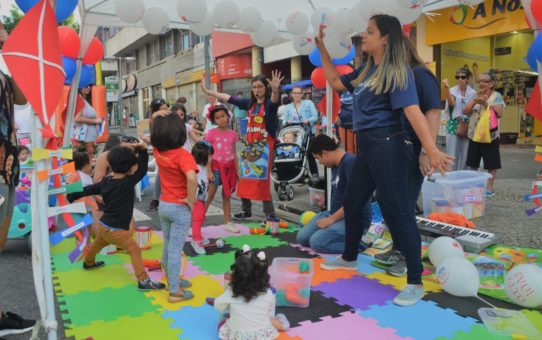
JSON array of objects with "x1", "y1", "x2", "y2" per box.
[
  {"x1": 2, "y1": 0, "x2": 64, "y2": 129},
  {"x1": 525, "y1": 79, "x2": 542, "y2": 123}
]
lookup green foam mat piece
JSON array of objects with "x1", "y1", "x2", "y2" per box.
[
  {"x1": 57, "y1": 286, "x2": 159, "y2": 327},
  {"x1": 436, "y1": 324, "x2": 510, "y2": 340},
  {"x1": 51, "y1": 252, "x2": 127, "y2": 273},
  {"x1": 523, "y1": 309, "x2": 542, "y2": 335},
  {"x1": 65, "y1": 312, "x2": 180, "y2": 340},
  {"x1": 222, "y1": 234, "x2": 287, "y2": 250},
  {"x1": 53, "y1": 264, "x2": 134, "y2": 295},
  {"x1": 51, "y1": 238, "x2": 78, "y2": 254},
  {"x1": 188, "y1": 251, "x2": 236, "y2": 275}
]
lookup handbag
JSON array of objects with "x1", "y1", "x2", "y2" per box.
[
  {"x1": 456, "y1": 120, "x2": 468, "y2": 139},
  {"x1": 472, "y1": 105, "x2": 491, "y2": 143}
]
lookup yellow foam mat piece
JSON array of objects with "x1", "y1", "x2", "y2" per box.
[
  {"x1": 145, "y1": 274, "x2": 224, "y2": 310},
  {"x1": 53, "y1": 264, "x2": 134, "y2": 295},
  {"x1": 65, "y1": 312, "x2": 181, "y2": 340},
  {"x1": 366, "y1": 271, "x2": 443, "y2": 293}
]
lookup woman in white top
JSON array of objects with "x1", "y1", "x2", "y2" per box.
[
  {"x1": 171, "y1": 103, "x2": 203, "y2": 151},
  {"x1": 72, "y1": 85, "x2": 102, "y2": 156},
  {"x1": 442, "y1": 68, "x2": 476, "y2": 170},
  {"x1": 214, "y1": 246, "x2": 289, "y2": 340}
]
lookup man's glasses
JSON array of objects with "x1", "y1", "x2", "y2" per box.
[
  {"x1": 291, "y1": 92, "x2": 302, "y2": 94},
  {"x1": 477, "y1": 79, "x2": 492, "y2": 84},
  {"x1": 455, "y1": 75, "x2": 467, "y2": 80}
]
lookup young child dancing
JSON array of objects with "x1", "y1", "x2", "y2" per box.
[
  {"x1": 151, "y1": 112, "x2": 198, "y2": 302},
  {"x1": 213, "y1": 245, "x2": 290, "y2": 339},
  {"x1": 204, "y1": 104, "x2": 239, "y2": 233},
  {"x1": 67, "y1": 144, "x2": 165, "y2": 291},
  {"x1": 190, "y1": 141, "x2": 214, "y2": 255}
]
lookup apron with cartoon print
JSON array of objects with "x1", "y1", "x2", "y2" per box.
[{"x1": 237, "y1": 103, "x2": 274, "y2": 201}]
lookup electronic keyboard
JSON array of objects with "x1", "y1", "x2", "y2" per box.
[{"x1": 416, "y1": 216, "x2": 499, "y2": 253}]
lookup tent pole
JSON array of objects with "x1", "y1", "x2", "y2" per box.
[{"x1": 204, "y1": 35, "x2": 211, "y2": 87}]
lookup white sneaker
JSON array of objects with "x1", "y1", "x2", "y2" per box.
[
  {"x1": 223, "y1": 222, "x2": 240, "y2": 233},
  {"x1": 190, "y1": 240, "x2": 206, "y2": 255},
  {"x1": 393, "y1": 284, "x2": 425, "y2": 306}
]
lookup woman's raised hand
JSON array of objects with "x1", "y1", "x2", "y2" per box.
[
  {"x1": 269, "y1": 70, "x2": 284, "y2": 91},
  {"x1": 315, "y1": 24, "x2": 326, "y2": 51},
  {"x1": 200, "y1": 75, "x2": 211, "y2": 94}
]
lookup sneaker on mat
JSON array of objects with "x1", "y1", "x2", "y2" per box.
[
  {"x1": 138, "y1": 278, "x2": 166, "y2": 291},
  {"x1": 0, "y1": 312, "x2": 36, "y2": 337},
  {"x1": 233, "y1": 210, "x2": 252, "y2": 221},
  {"x1": 190, "y1": 240, "x2": 206, "y2": 255},
  {"x1": 179, "y1": 278, "x2": 192, "y2": 288},
  {"x1": 146, "y1": 199, "x2": 159, "y2": 212},
  {"x1": 374, "y1": 249, "x2": 402, "y2": 265},
  {"x1": 320, "y1": 256, "x2": 358, "y2": 271},
  {"x1": 223, "y1": 222, "x2": 240, "y2": 233},
  {"x1": 275, "y1": 313, "x2": 290, "y2": 331},
  {"x1": 83, "y1": 261, "x2": 105, "y2": 270},
  {"x1": 393, "y1": 284, "x2": 425, "y2": 306},
  {"x1": 168, "y1": 290, "x2": 194, "y2": 303},
  {"x1": 386, "y1": 260, "x2": 407, "y2": 277}
]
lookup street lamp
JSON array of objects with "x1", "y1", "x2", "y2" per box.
[{"x1": 103, "y1": 56, "x2": 136, "y2": 137}]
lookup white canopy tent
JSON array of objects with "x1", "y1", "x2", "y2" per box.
[{"x1": 33, "y1": 0, "x2": 493, "y2": 339}]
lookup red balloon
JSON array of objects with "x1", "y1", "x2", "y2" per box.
[
  {"x1": 311, "y1": 67, "x2": 326, "y2": 89},
  {"x1": 335, "y1": 65, "x2": 353, "y2": 76},
  {"x1": 82, "y1": 37, "x2": 104, "y2": 65},
  {"x1": 58, "y1": 26, "x2": 80, "y2": 59},
  {"x1": 532, "y1": 0, "x2": 542, "y2": 27}
]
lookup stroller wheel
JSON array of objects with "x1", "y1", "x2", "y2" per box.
[
  {"x1": 278, "y1": 186, "x2": 288, "y2": 201},
  {"x1": 286, "y1": 185, "x2": 295, "y2": 201}
]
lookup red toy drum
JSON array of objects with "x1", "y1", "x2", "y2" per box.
[{"x1": 135, "y1": 226, "x2": 152, "y2": 250}]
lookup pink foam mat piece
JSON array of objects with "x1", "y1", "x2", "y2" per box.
[
  {"x1": 123, "y1": 263, "x2": 164, "y2": 282},
  {"x1": 187, "y1": 224, "x2": 251, "y2": 241},
  {"x1": 287, "y1": 312, "x2": 413, "y2": 340},
  {"x1": 183, "y1": 260, "x2": 210, "y2": 279}
]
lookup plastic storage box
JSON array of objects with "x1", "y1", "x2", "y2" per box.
[
  {"x1": 308, "y1": 178, "x2": 326, "y2": 209},
  {"x1": 270, "y1": 258, "x2": 313, "y2": 308},
  {"x1": 422, "y1": 170, "x2": 492, "y2": 219}
]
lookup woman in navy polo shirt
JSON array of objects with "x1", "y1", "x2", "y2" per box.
[{"x1": 316, "y1": 14, "x2": 453, "y2": 306}]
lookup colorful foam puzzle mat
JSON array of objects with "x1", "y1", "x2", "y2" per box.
[{"x1": 50, "y1": 223, "x2": 542, "y2": 340}]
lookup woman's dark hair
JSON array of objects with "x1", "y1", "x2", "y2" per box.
[
  {"x1": 150, "y1": 98, "x2": 167, "y2": 113},
  {"x1": 249, "y1": 74, "x2": 271, "y2": 108},
  {"x1": 171, "y1": 104, "x2": 187, "y2": 122},
  {"x1": 17, "y1": 145, "x2": 30, "y2": 155},
  {"x1": 150, "y1": 113, "x2": 187, "y2": 152},
  {"x1": 104, "y1": 135, "x2": 121, "y2": 151},
  {"x1": 191, "y1": 141, "x2": 214, "y2": 166},
  {"x1": 456, "y1": 67, "x2": 472, "y2": 79},
  {"x1": 107, "y1": 146, "x2": 136, "y2": 173},
  {"x1": 78, "y1": 85, "x2": 92, "y2": 101},
  {"x1": 73, "y1": 151, "x2": 91, "y2": 171},
  {"x1": 208, "y1": 104, "x2": 230, "y2": 124},
  {"x1": 308, "y1": 134, "x2": 339, "y2": 156},
  {"x1": 229, "y1": 249, "x2": 270, "y2": 303}
]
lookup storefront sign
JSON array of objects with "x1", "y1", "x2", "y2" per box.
[
  {"x1": 105, "y1": 76, "x2": 118, "y2": 102},
  {"x1": 425, "y1": 0, "x2": 529, "y2": 45},
  {"x1": 216, "y1": 55, "x2": 252, "y2": 80}
]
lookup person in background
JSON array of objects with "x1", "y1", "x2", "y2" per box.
[
  {"x1": 336, "y1": 90, "x2": 356, "y2": 154},
  {"x1": 443, "y1": 68, "x2": 476, "y2": 171},
  {"x1": 232, "y1": 92, "x2": 248, "y2": 134},
  {"x1": 72, "y1": 85, "x2": 102, "y2": 157},
  {"x1": 281, "y1": 86, "x2": 320, "y2": 182},
  {"x1": 17, "y1": 145, "x2": 30, "y2": 164},
  {"x1": 202, "y1": 93, "x2": 219, "y2": 132},
  {"x1": 464, "y1": 72, "x2": 505, "y2": 197},
  {"x1": 0, "y1": 20, "x2": 37, "y2": 337}
]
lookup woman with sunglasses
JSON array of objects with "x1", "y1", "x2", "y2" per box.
[
  {"x1": 443, "y1": 68, "x2": 476, "y2": 170},
  {"x1": 464, "y1": 72, "x2": 505, "y2": 197},
  {"x1": 316, "y1": 14, "x2": 453, "y2": 306},
  {"x1": 71, "y1": 85, "x2": 103, "y2": 156}
]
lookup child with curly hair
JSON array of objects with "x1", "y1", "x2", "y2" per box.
[{"x1": 213, "y1": 245, "x2": 290, "y2": 340}]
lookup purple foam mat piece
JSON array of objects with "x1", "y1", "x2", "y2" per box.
[
  {"x1": 288, "y1": 311, "x2": 413, "y2": 340},
  {"x1": 313, "y1": 275, "x2": 398, "y2": 311},
  {"x1": 187, "y1": 224, "x2": 250, "y2": 241}
]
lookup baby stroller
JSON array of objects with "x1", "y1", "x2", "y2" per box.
[{"x1": 271, "y1": 123, "x2": 311, "y2": 201}]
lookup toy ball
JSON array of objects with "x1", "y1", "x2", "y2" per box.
[
  {"x1": 216, "y1": 239, "x2": 225, "y2": 248},
  {"x1": 504, "y1": 264, "x2": 542, "y2": 308},
  {"x1": 299, "y1": 211, "x2": 317, "y2": 226},
  {"x1": 428, "y1": 236, "x2": 464, "y2": 267}
]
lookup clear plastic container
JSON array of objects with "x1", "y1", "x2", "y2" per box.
[
  {"x1": 270, "y1": 258, "x2": 313, "y2": 308},
  {"x1": 309, "y1": 187, "x2": 325, "y2": 209},
  {"x1": 478, "y1": 308, "x2": 541, "y2": 338},
  {"x1": 422, "y1": 171, "x2": 492, "y2": 219}
]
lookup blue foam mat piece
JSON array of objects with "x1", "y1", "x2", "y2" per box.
[
  {"x1": 164, "y1": 305, "x2": 220, "y2": 340},
  {"x1": 357, "y1": 253, "x2": 385, "y2": 275},
  {"x1": 358, "y1": 300, "x2": 479, "y2": 340}
]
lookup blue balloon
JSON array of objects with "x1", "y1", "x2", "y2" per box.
[
  {"x1": 533, "y1": 33, "x2": 542, "y2": 63},
  {"x1": 526, "y1": 46, "x2": 538, "y2": 72},
  {"x1": 309, "y1": 48, "x2": 323, "y2": 67},
  {"x1": 15, "y1": 0, "x2": 78, "y2": 23},
  {"x1": 333, "y1": 47, "x2": 355, "y2": 65},
  {"x1": 308, "y1": 47, "x2": 355, "y2": 67},
  {"x1": 62, "y1": 56, "x2": 76, "y2": 85},
  {"x1": 78, "y1": 65, "x2": 96, "y2": 88}
]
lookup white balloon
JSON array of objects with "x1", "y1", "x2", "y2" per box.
[
  {"x1": 324, "y1": 29, "x2": 352, "y2": 59},
  {"x1": 251, "y1": 21, "x2": 278, "y2": 48},
  {"x1": 437, "y1": 257, "x2": 480, "y2": 297},
  {"x1": 213, "y1": 1, "x2": 240, "y2": 28},
  {"x1": 292, "y1": 34, "x2": 316, "y2": 55},
  {"x1": 116, "y1": 0, "x2": 145, "y2": 24},
  {"x1": 457, "y1": 0, "x2": 485, "y2": 6},
  {"x1": 332, "y1": 8, "x2": 357, "y2": 36},
  {"x1": 190, "y1": 14, "x2": 215, "y2": 36},
  {"x1": 358, "y1": 0, "x2": 393, "y2": 21},
  {"x1": 391, "y1": 5, "x2": 422, "y2": 24},
  {"x1": 311, "y1": 7, "x2": 334, "y2": 31},
  {"x1": 238, "y1": 7, "x2": 263, "y2": 33},
  {"x1": 397, "y1": 0, "x2": 428, "y2": 9},
  {"x1": 428, "y1": 236, "x2": 464, "y2": 267},
  {"x1": 505, "y1": 264, "x2": 542, "y2": 308},
  {"x1": 348, "y1": 5, "x2": 368, "y2": 36},
  {"x1": 142, "y1": 7, "x2": 170, "y2": 35},
  {"x1": 286, "y1": 12, "x2": 309, "y2": 35},
  {"x1": 177, "y1": 0, "x2": 207, "y2": 23}
]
